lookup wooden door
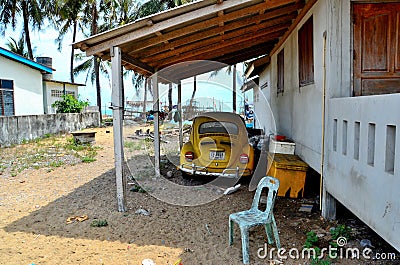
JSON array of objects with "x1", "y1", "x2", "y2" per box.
[{"x1": 353, "y1": 3, "x2": 400, "y2": 96}]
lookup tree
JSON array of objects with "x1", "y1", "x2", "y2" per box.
[
  {"x1": 5, "y1": 34, "x2": 29, "y2": 57},
  {"x1": 53, "y1": 0, "x2": 86, "y2": 83},
  {"x1": 0, "y1": 0, "x2": 45, "y2": 60}
]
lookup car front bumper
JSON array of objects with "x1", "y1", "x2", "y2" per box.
[{"x1": 180, "y1": 163, "x2": 252, "y2": 178}]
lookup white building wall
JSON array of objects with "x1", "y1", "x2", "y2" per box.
[
  {"x1": 0, "y1": 56, "x2": 44, "y2": 115},
  {"x1": 266, "y1": 0, "x2": 327, "y2": 172},
  {"x1": 256, "y1": 0, "x2": 400, "y2": 252},
  {"x1": 45, "y1": 82, "x2": 79, "y2": 114},
  {"x1": 253, "y1": 65, "x2": 276, "y2": 135}
]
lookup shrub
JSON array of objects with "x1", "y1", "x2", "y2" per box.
[{"x1": 52, "y1": 94, "x2": 89, "y2": 113}]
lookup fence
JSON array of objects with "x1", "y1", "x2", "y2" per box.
[{"x1": 0, "y1": 112, "x2": 100, "y2": 147}]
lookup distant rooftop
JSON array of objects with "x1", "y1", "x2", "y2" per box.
[{"x1": 0, "y1": 47, "x2": 53, "y2": 74}]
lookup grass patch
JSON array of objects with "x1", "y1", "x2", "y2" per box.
[
  {"x1": 82, "y1": 156, "x2": 96, "y2": 163},
  {"x1": 49, "y1": 161, "x2": 65, "y2": 168},
  {"x1": 90, "y1": 220, "x2": 108, "y2": 227},
  {"x1": 0, "y1": 132, "x2": 101, "y2": 176}
]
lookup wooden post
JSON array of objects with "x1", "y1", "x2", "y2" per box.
[
  {"x1": 152, "y1": 73, "x2": 161, "y2": 177},
  {"x1": 233, "y1": 64, "x2": 237, "y2": 112},
  {"x1": 178, "y1": 81, "x2": 183, "y2": 150},
  {"x1": 111, "y1": 46, "x2": 126, "y2": 212}
]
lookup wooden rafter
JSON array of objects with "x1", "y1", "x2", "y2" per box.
[
  {"x1": 130, "y1": 9, "x2": 299, "y2": 59},
  {"x1": 142, "y1": 22, "x2": 290, "y2": 63},
  {"x1": 85, "y1": 0, "x2": 289, "y2": 56},
  {"x1": 117, "y1": 0, "x2": 301, "y2": 55}
]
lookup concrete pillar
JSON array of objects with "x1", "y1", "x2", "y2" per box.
[
  {"x1": 111, "y1": 46, "x2": 126, "y2": 212},
  {"x1": 152, "y1": 74, "x2": 161, "y2": 177},
  {"x1": 322, "y1": 182, "x2": 336, "y2": 220}
]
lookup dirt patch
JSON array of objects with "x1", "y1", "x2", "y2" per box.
[{"x1": 0, "y1": 125, "x2": 398, "y2": 265}]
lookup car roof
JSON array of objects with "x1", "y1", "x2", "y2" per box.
[{"x1": 191, "y1": 112, "x2": 243, "y2": 122}]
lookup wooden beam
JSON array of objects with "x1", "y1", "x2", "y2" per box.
[
  {"x1": 131, "y1": 8, "x2": 299, "y2": 59},
  {"x1": 157, "y1": 36, "x2": 279, "y2": 70},
  {"x1": 119, "y1": 0, "x2": 300, "y2": 54},
  {"x1": 144, "y1": 21, "x2": 291, "y2": 63},
  {"x1": 121, "y1": 53, "x2": 155, "y2": 74},
  {"x1": 85, "y1": 0, "x2": 264, "y2": 56},
  {"x1": 270, "y1": 0, "x2": 316, "y2": 55},
  {"x1": 111, "y1": 46, "x2": 127, "y2": 212},
  {"x1": 161, "y1": 61, "x2": 226, "y2": 82},
  {"x1": 216, "y1": 43, "x2": 274, "y2": 65}
]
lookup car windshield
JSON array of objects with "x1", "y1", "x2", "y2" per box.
[{"x1": 198, "y1": 121, "x2": 239, "y2": 135}]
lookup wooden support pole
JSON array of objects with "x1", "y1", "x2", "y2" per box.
[
  {"x1": 178, "y1": 81, "x2": 183, "y2": 150},
  {"x1": 111, "y1": 46, "x2": 126, "y2": 212},
  {"x1": 233, "y1": 64, "x2": 237, "y2": 112},
  {"x1": 152, "y1": 73, "x2": 161, "y2": 177}
]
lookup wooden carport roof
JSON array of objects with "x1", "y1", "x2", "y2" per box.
[{"x1": 74, "y1": 0, "x2": 312, "y2": 82}]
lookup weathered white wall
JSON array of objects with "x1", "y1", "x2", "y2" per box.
[
  {"x1": 326, "y1": 94, "x2": 400, "y2": 252},
  {"x1": 253, "y1": 65, "x2": 276, "y2": 135},
  {"x1": 262, "y1": 0, "x2": 327, "y2": 172},
  {"x1": 0, "y1": 56, "x2": 44, "y2": 115},
  {"x1": 256, "y1": 0, "x2": 400, "y2": 252},
  {"x1": 0, "y1": 112, "x2": 100, "y2": 146},
  {"x1": 44, "y1": 82, "x2": 79, "y2": 114}
]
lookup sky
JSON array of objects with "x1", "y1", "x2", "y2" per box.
[{"x1": 0, "y1": 18, "x2": 253, "y2": 115}]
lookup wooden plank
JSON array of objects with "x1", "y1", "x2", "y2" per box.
[
  {"x1": 144, "y1": 22, "x2": 291, "y2": 63},
  {"x1": 154, "y1": 29, "x2": 286, "y2": 69},
  {"x1": 270, "y1": 0, "x2": 316, "y2": 55},
  {"x1": 163, "y1": 61, "x2": 226, "y2": 82},
  {"x1": 111, "y1": 46, "x2": 127, "y2": 212},
  {"x1": 121, "y1": 53, "x2": 155, "y2": 74},
  {"x1": 119, "y1": 0, "x2": 300, "y2": 54},
  {"x1": 216, "y1": 43, "x2": 275, "y2": 66},
  {"x1": 85, "y1": 0, "x2": 258, "y2": 56},
  {"x1": 130, "y1": 6, "x2": 301, "y2": 58}
]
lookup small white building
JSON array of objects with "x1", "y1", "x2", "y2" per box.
[
  {"x1": 247, "y1": 0, "x2": 400, "y2": 252},
  {"x1": 43, "y1": 79, "x2": 85, "y2": 114},
  {"x1": 0, "y1": 47, "x2": 52, "y2": 116},
  {"x1": 0, "y1": 48, "x2": 85, "y2": 115}
]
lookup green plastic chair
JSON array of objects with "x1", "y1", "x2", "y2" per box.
[{"x1": 229, "y1": 176, "x2": 281, "y2": 264}]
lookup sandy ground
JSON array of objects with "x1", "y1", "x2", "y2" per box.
[{"x1": 0, "y1": 125, "x2": 399, "y2": 265}]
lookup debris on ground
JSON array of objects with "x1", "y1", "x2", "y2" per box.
[
  {"x1": 223, "y1": 184, "x2": 241, "y2": 195},
  {"x1": 135, "y1": 208, "x2": 151, "y2": 216},
  {"x1": 66, "y1": 215, "x2": 89, "y2": 224},
  {"x1": 141, "y1": 258, "x2": 155, "y2": 265},
  {"x1": 299, "y1": 204, "x2": 314, "y2": 213}
]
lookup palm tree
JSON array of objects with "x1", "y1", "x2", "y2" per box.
[
  {"x1": 0, "y1": 0, "x2": 45, "y2": 60},
  {"x1": 5, "y1": 34, "x2": 29, "y2": 57},
  {"x1": 53, "y1": 0, "x2": 86, "y2": 83}
]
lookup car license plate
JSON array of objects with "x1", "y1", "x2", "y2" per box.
[{"x1": 210, "y1": 151, "x2": 225, "y2": 160}]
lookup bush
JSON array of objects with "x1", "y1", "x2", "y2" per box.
[{"x1": 52, "y1": 94, "x2": 89, "y2": 113}]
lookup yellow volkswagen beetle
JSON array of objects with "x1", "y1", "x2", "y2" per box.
[{"x1": 179, "y1": 112, "x2": 254, "y2": 178}]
